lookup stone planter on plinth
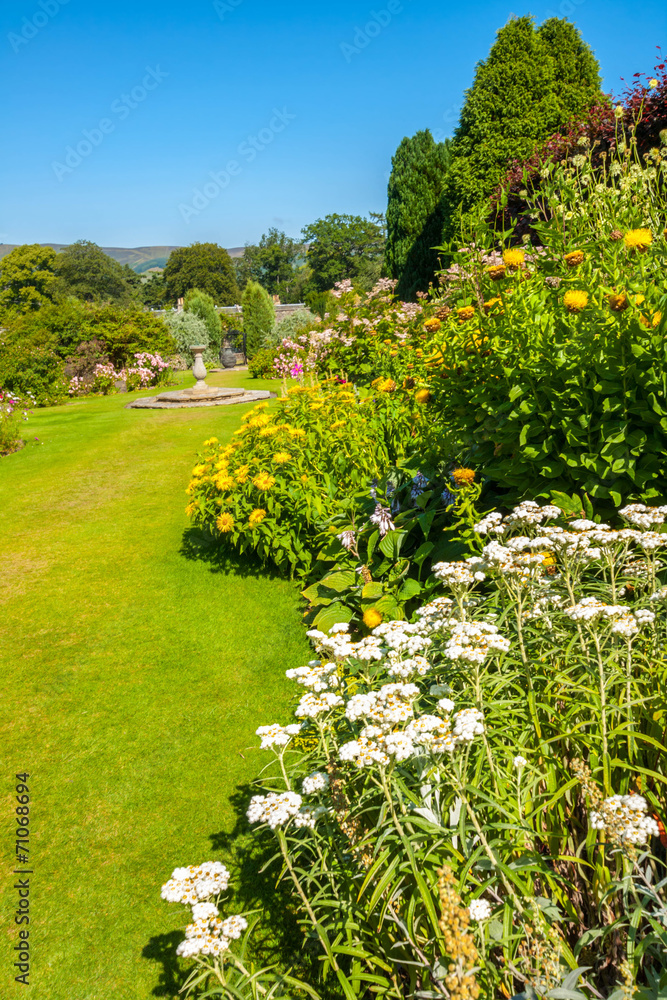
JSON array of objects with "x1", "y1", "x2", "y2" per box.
[{"x1": 190, "y1": 345, "x2": 208, "y2": 392}]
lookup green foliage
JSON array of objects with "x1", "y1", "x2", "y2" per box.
[
  {"x1": 424, "y1": 129, "x2": 667, "y2": 510},
  {"x1": 183, "y1": 288, "x2": 222, "y2": 351},
  {"x1": 247, "y1": 497, "x2": 667, "y2": 1000},
  {"x1": 140, "y1": 271, "x2": 168, "y2": 309},
  {"x1": 235, "y1": 228, "x2": 304, "y2": 295},
  {"x1": 304, "y1": 291, "x2": 336, "y2": 321},
  {"x1": 302, "y1": 214, "x2": 386, "y2": 292},
  {"x1": 242, "y1": 281, "x2": 275, "y2": 358},
  {"x1": 247, "y1": 347, "x2": 278, "y2": 379},
  {"x1": 0, "y1": 339, "x2": 66, "y2": 406},
  {"x1": 164, "y1": 242, "x2": 240, "y2": 305},
  {"x1": 186, "y1": 382, "x2": 419, "y2": 578},
  {"x1": 55, "y1": 240, "x2": 140, "y2": 304},
  {"x1": 385, "y1": 131, "x2": 452, "y2": 299},
  {"x1": 442, "y1": 16, "x2": 602, "y2": 236},
  {"x1": 164, "y1": 311, "x2": 215, "y2": 364},
  {"x1": 265, "y1": 308, "x2": 317, "y2": 348},
  {"x1": 0, "y1": 244, "x2": 58, "y2": 312},
  {"x1": 303, "y1": 467, "x2": 468, "y2": 632}
]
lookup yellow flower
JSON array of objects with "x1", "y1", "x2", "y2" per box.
[
  {"x1": 185, "y1": 501, "x2": 198, "y2": 517},
  {"x1": 624, "y1": 228, "x2": 652, "y2": 251},
  {"x1": 415, "y1": 388, "x2": 431, "y2": 404},
  {"x1": 253, "y1": 472, "x2": 276, "y2": 491},
  {"x1": 203, "y1": 436, "x2": 219, "y2": 447},
  {"x1": 634, "y1": 294, "x2": 646, "y2": 306},
  {"x1": 330, "y1": 420, "x2": 346, "y2": 430},
  {"x1": 542, "y1": 551, "x2": 557, "y2": 568},
  {"x1": 234, "y1": 427, "x2": 247, "y2": 436},
  {"x1": 402, "y1": 377, "x2": 415, "y2": 390},
  {"x1": 235, "y1": 464, "x2": 250, "y2": 483},
  {"x1": 649, "y1": 78, "x2": 658, "y2": 89},
  {"x1": 363, "y1": 608, "x2": 383, "y2": 629},
  {"x1": 248, "y1": 413, "x2": 271, "y2": 428},
  {"x1": 215, "y1": 474, "x2": 235, "y2": 491},
  {"x1": 456, "y1": 305, "x2": 475, "y2": 321},
  {"x1": 607, "y1": 292, "x2": 628, "y2": 312},
  {"x1": 380, "y1": 378, "x2": 397, "y2": 393},
  {"x1": 503, "y1": 248, "x2": 525, "y2": 269},
  {"x1": 185, "y1": 481, "x2": 197, "y2": 494},
  {"x1": 483, "y1": 296, "x2": 503, "y2": 314},
  {"x1": 300, "y1": 474, "x2": 309, "y2": 483},
  {"x1": 289, "y1": 427, "x2": 306, "y2": 439},
  {"x1": 215, "y1": 460, "x2": 229, "y2": 471},
  {"x1": 424, "y1": 317, "x2": 441, "y2": 332},
  {"x1": 273, "y1": 451, "x2": 292, "y2": 464},
  {"x1": 216, "y1": 512, "x2": 234, "y2": 533},
  {"x1": 192, "y1": 464, "x2": 206, "y2": 477},
  {"x1": 248, "y1": 508, "x2": 267, "y2": 527},
  {"x1": 383, "y1": 338, "x2": 392, "y2": 345},
  {"x1": 486, "y1": 264, "x2": 506, "y2": 281},
  {"x1": 259, "y1": 426, "x2": 278, "y2": 438},
  {"x1": 564, "y1": 250, "x2": 584, "y2": 267},
  {"x1": 563, "y1": 290, "x2": 588, "y2": 313},
  {"x1": 451, "y1": 467, "x2": 475, "y2": 487}
]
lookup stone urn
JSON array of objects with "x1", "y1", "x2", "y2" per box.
[
  {"x1": 189, "y1": 344, "x2": 207, "y2": 388},
  {"x1": 220, "y1": 340, "x2": 237, "y2": 369}
]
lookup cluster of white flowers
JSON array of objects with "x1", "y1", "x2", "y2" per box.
[
  {"x1": 294, "y1": 804, "x2": 328, "y2": 828},
  {"x1": 345, "y1": 682, "x2": 420, "y2": 725},
  {"x1": 620, "y1": 503, "x2": 667, "y2": 530},
  {"x1": 443, "y1": 621, "x2": 511, "y2": 664},
  {"x1": 295, "y1": 691, "x2": 344, "y2": 718},
  {"x1": 590, "y1": 793, "x2": 660, "y2": 845},
  {"x1": 301, "y1": 771, "x2": 330, "y2": 795},
  {"x1": 452, "y1": 708, "x2": 485, "y2": 742},
  {"x1": 513, "y1": 755, "x2": 528, "y2": 769},
  {"x1": 285, "y1": 661, "x2": 339, "y2": 691},
  {"x1": 468, "y1": 899, "x2": 492, "y2": 921},
  {"x1": 247, "y1": 791, "x2": 303, "y2": 828},
  {"x1": 504, "y1": 501, "x2": 561, "y2": 529},
  {"x1": 372, "y1": 620, "x2": 432, "y2": 654},
  {"x1": 405, "y1": 713, "x2": 456, "y2": 753},
  {"x1": 433, "y1": 560, "x2": 486, "y2": 586},
  {"x1": 176, "y1": 911, "x2": 249, "y2": 959},
  {"x1": 385, "y1": 652, "x2": 431, "y2": 678},
  {"x1": 414, "y1": 597, "x2": 457, "y2": 631},
  {"x1": 564, "y1": 598, "x2": 655, "y2": 636},
  {"x1": 161, "y1": 862, "x2": 230, "y2": 904},
  {"x1": 256, "y1": 723, "x2": 303, "y2": 749}
]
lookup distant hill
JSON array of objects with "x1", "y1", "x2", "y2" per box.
[{"x1": 0, "y1": 243, "x2": 246, "y2": 273}]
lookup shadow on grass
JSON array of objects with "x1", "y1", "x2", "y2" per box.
[
  {"x1": 179, "y1": 526, "x2": 285, "y2": 582},
  {"x1": 208, "y1": 783, "x2": 309, "y2": 975},
  {"x1": 143, "y1": 783, "x2": 325, "y2": 999},
  {"x1": 142, "y1": 930, "x2": 185, "y2": 998}
]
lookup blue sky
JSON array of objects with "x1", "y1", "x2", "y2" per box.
[{"x1": 2, "y1": 0, "x2": 665, "y2": 249}]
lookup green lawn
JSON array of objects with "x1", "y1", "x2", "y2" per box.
[{"x1": 0, "y1": 370, "x2": 309, "y2": 999}]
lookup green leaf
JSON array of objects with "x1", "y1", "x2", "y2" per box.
[{"x1": 313, "y1": 603, "x2": 353, "y2": 634}]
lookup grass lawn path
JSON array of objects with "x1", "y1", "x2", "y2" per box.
[{"x1": 0, "y1": 371, "x2": 309, "y2": 999}]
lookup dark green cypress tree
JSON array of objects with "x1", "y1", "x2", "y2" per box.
[
  {"x1": 242, "y1": 280, "x2": 275, "y2": 358},
  {"x1": 385, "y1": 131, "x2": 452, "y2": 300},
  {"x1": 442, "y1": 16, "x2": 602, "y2": 238}
]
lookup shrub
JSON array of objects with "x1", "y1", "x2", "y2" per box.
[
  {"x1": 0, "y1": 389, "x2": 29, "y2": 454},
  {"x1": 183, "y1": 288, "x2": 222, "y2": 352},
  {"x1": 241, "y1": 497, "x2": 667, "y2": 1000},
  {"x1": 0, "y1": 340, "x2": 66, "y2": 406},
  {"x1": 241, "y1": 281, "x2": 275, "y2": 357},
  {"x1": 64, "y1": 339, "x2": 110, "y2": 382},
  {"x1": 265, "y1": 307, "x2": 317, "y2": 348},
  {"x1": 422, "y1": 129, "x2": 667, "y2": 511},
  {"x1": 185, "y1": 381, "x2": 419, "y2": 577},
  {"x1": 164, "y1": 311, "x2": 217, "y2": 367},
  {"x1": 247, "y1": 347, "x2": 278, "y2": 379}
]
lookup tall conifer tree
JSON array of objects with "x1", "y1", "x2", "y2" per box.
[
  {"x1": 385, "y1": 131, "x2": 452, "y2": 300},
  {"x1": 442, "y1": 16, "x2": 602, "y2": 237}
]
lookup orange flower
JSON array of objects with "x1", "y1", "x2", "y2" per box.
[
  {"x1": 424, "y1": 317, "x2": 442, "y2": 332},
  {"x1": 451, "y1": 467, "x2": 475, "y2": 487},
  {"x1": 564, "y1": 250, "x2": 584, "y2": 267},
  {"x1": 456, "y1": 306, "x2": 475, "y2": 321}
]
